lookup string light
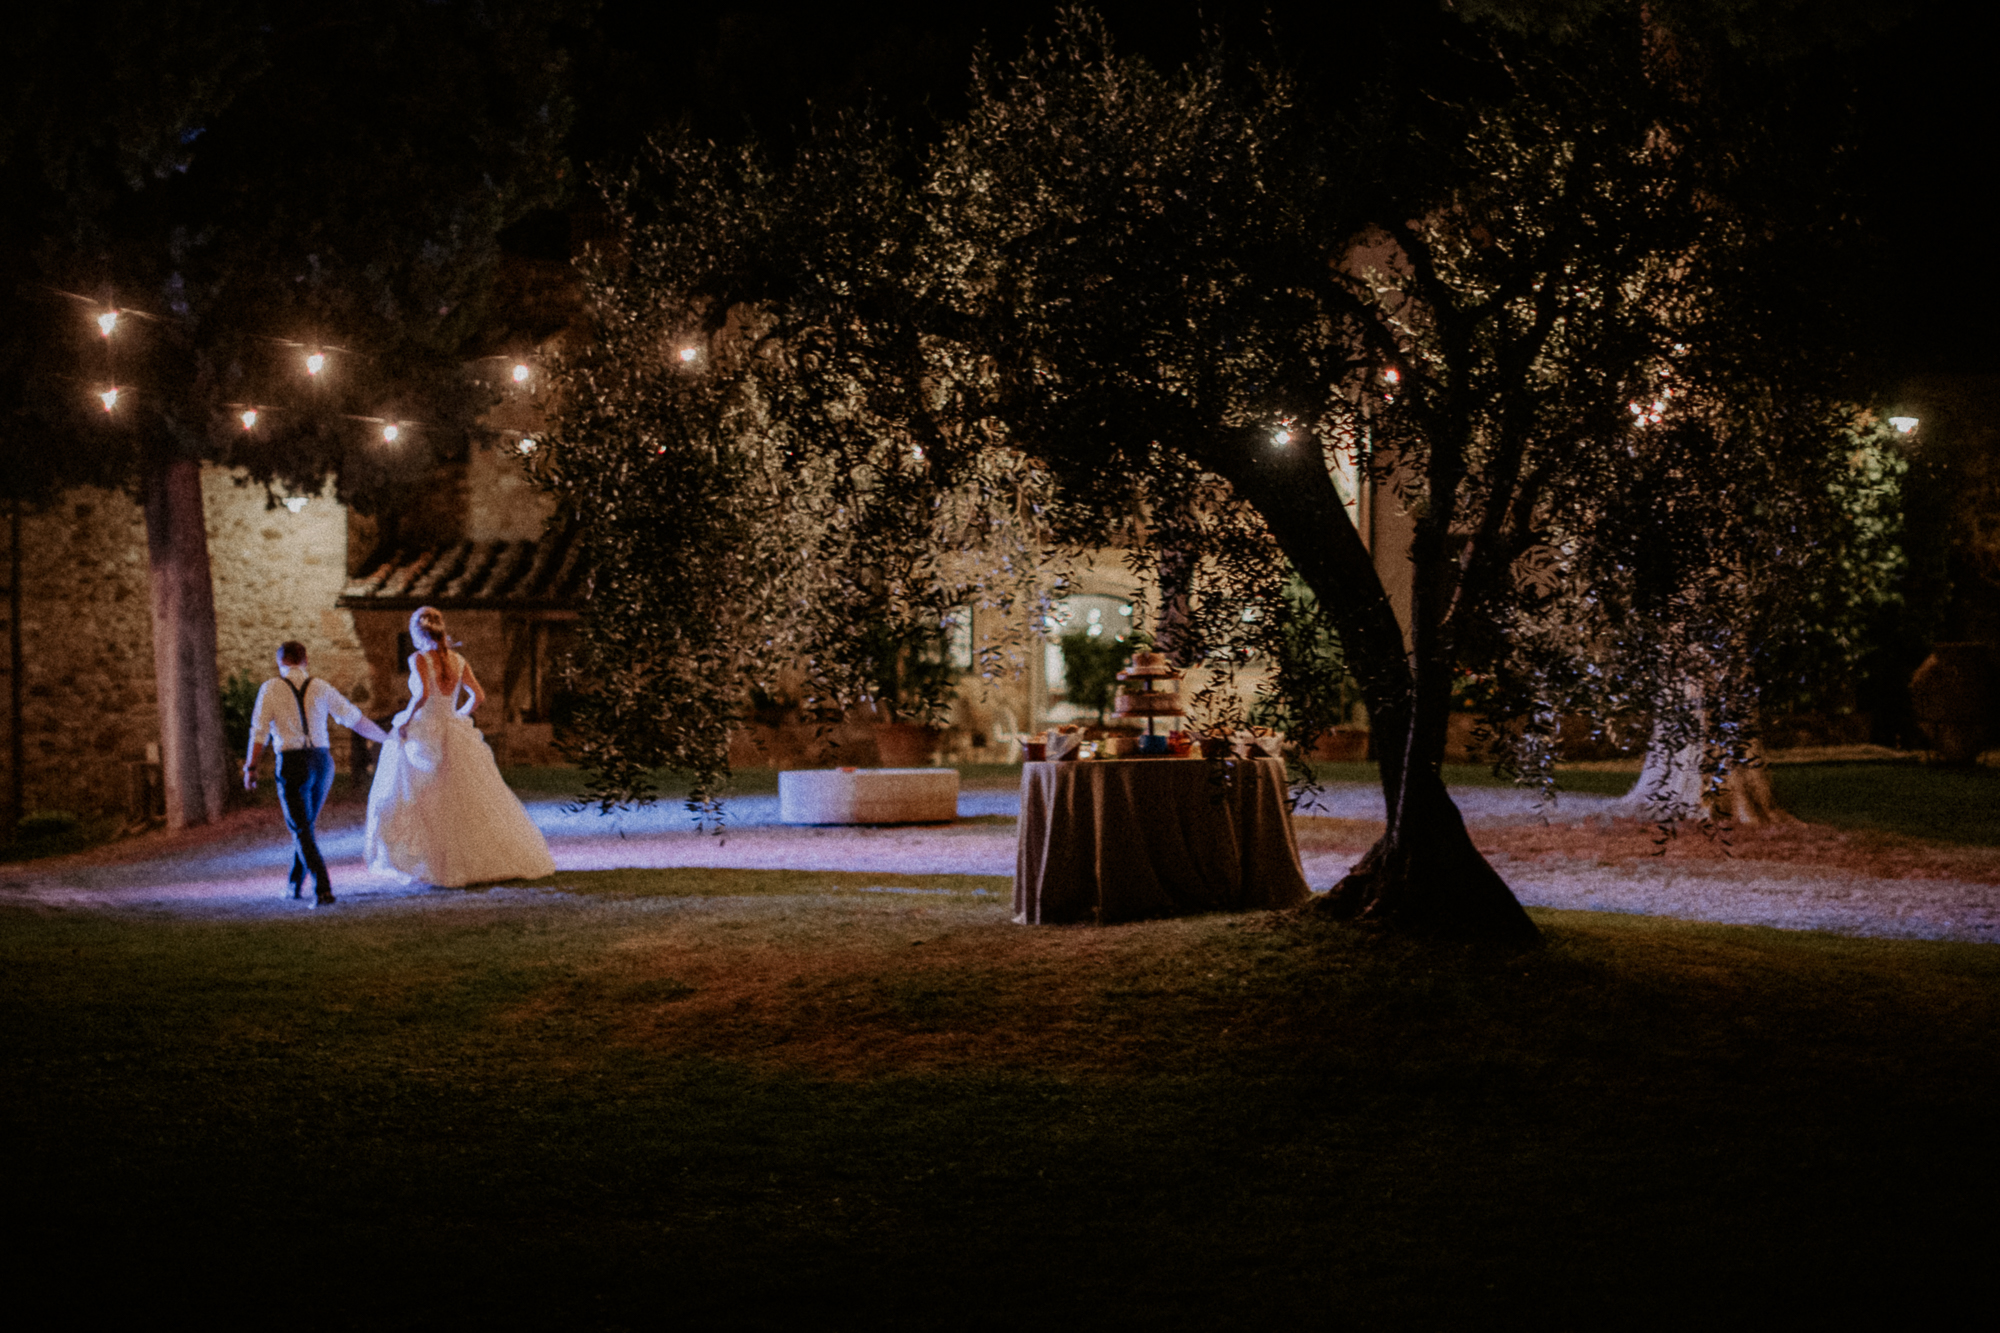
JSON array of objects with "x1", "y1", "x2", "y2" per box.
[
  {"x1": 283, "y1": 496, "x2": 309, "y2": 513},
  {"x1": 100, "y1": 388, "x2": 119, "y2": 412},
  {"x1": 98, "y1": 311, "x2": 119, "y2": 337},
  {"x1": 381, "y1": 423, "x2": 400, "y2": 443},
  {"x1": 240, "y1": 409, "x2": 258, "y2": 430},
  {"x1": 517, "y1": 437, "x2": 537, "y2": 454},
  {"x1": 678, "y1": 347, "x2": 698, "y2": 364},
  {"x1": 305, "y1": 352, "x2": 325, "y2": 375},
  {"x1": 1273, "y1": 428, "x2": 1292, "y2": 446},
  {"x1": 511, "y1": 362, "x2": 530, "y2": 383}
]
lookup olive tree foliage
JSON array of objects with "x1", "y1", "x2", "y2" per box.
[
  {"x1": 534, "y1": 125, "x2": 1060, "y2": 815},
  {"x1": 543, "y1": 14, "x2": 1861, "y2": 938}
]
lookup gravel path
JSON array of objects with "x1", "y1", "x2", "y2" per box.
[{"x1": 3, "y1": 784, "x2": 1994, "y2": 944}]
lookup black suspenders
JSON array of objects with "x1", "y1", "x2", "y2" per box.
[{"x1": 282, "y1": 677, "x2": 317, "y2": 749}]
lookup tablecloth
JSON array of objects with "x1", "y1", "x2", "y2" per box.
[{"x1": 1014, "y1": 756, "x2": 1312, "y2": 924}]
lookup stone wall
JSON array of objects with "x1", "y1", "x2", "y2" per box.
[
  {"x1": 3, "y1": 465, "x2": 367, "y2": 820},
  {"x1": 469, "y1": 396, "x2": 557, "y2": 542},
  {"x1": 8, "y1": 487, "x2": 160, "y2": 818},
  {"x1": 204, "y1": 469, "x2": 370, "y2": 707}
]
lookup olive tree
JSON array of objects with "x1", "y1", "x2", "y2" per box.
[{"x1": 543, "y1": 14, "x2": 1864, "y2": 940}]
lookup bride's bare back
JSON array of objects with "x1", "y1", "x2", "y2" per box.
[{"x1": 407, "y1": 648, "x2": 486, "y2": 716}]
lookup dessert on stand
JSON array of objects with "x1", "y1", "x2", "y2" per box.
[{"x1": 1112, "y1": 650, "x2": 1184, "y2": 755}]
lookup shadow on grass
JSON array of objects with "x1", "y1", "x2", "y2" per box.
[{"x1": 2, "y1": 881, "x2": 1993, "y2": 1326}]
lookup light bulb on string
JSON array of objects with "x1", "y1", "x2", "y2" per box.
[
  {"x1": 305, "y1": 352, "x2": 325, "y2": 376},
  {"x1": 512, "y1": 362, "x2": 530, "y2": 384},
  {"x1": 381, "y1": 423, "x2": 400, "y2": 443},
  {"x1": 240, "y1": 409, "x2": 259, "y2": 430},
  {"x1": 100, "y1": 388, "x2": 119, "y2": 412},
  {"x1": 98, "y1": 311, "x2": 119, "y2": 337}
]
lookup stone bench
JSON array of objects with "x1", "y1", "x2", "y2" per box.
[{"x1": 778, "y1": 767, "x2": 960, "y2": 825}]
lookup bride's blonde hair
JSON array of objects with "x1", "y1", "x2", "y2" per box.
[{"x1": 409, "y1": 605, "x2": 453, "y2": 652}]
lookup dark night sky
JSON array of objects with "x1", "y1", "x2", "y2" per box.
[{"x1": 547, "y1": 1, "x2": 2000, "y2": 378}]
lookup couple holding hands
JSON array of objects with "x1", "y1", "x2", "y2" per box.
[{"x1": 243, "y1": 605, "x2": 555, "y2": 906}]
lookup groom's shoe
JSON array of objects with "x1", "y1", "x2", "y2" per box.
[
  {"x1": 311, "y1": 892, "x2": 337, "y2": 909},
  {"x1": 289, "y1": 881, "x2": 304, "y2": 900}
]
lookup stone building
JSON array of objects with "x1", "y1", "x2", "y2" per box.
[{"x1": 2, "y1": 465, "x2": 367, "y2": 820}]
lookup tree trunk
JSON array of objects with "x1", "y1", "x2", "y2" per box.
[
  {"x1": 1311, "y1": 701, "x2": 1542, "y2": 944},
  {"x1": 1225, "y1": 448, "x2": 1539, "y2": 943},
  {"x1": 143, "y1": 457, "x2": 225, "y2": 829},
  {"x1": 1709, "y1": 739, "x2": 1794, "y2": 825},
  {"x1": 1618, "y1": 714, "x2": 1706, "y2": 822},
  {"x1": 1620, "y1": 701, "x2": 1794, "y2": 826}
]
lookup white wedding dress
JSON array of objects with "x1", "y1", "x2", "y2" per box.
[{"x1": 364, "y1": 649, "x2": 556, "y2": 887}]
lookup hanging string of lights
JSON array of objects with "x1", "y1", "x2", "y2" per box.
[
  {"x1": 52, "y1": 288, "x2": 558, "y2": 515},
  {"x1": 56, "y1": 289, "x2": 546, "y2": 451}
]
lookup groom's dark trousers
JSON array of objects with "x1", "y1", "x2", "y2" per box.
[{"x1": 278, "y1": 746, "x2": 336, "y2": 900}]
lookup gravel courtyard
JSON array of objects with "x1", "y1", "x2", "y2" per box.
[{"x1": 4, "y1": 779, "x2": 1995, "y2": 944}]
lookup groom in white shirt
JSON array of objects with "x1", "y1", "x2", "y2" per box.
[{"x1": 243, "y1": 641, "x2": 389, "y2": 907}]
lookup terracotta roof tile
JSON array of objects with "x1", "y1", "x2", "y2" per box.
[{"x1": 338, "y1": 527, "x2": 584, "y2": 611}]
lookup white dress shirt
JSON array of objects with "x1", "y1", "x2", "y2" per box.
[{"x1": 248, "y1": 666, "x2": 368, "y2": 755}]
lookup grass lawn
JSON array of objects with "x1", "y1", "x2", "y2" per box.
[
  {"x1": 3, "y1": 875, "x2": 1993, "y2": 1326},
  {"x1": 1770, "y1": 761, "x2": 2000, "y2": 846}
]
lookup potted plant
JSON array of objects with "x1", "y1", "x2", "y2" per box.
[{"x1": 856, "y1": 619, "x2": 960, "y2": 766}]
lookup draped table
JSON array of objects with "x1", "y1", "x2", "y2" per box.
[{"x1": 1013, "y1": 756, "x2": 1312, "y2": 924}]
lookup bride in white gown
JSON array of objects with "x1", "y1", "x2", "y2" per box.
[{"x1": 365, "y1": 605, "x2": 556, "y2": 887}]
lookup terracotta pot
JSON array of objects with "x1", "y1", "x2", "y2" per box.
[
  {"x1": 873, "y1": 721, "x2": 943, "y2": 767},
  {"x1": 1910, "y1": 642, "x2": 1999, "y2": 764}
]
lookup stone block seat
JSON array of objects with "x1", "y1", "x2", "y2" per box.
[{"x1": 779, "y1": 767, "x2": 959, "y2": 825}]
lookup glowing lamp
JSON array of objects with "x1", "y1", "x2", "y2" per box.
[
  {"x1": 240, "y1": 409, "x2": 258, "y2": 430},
  {"x1": 306, "y1": 352, "x2": 326, "y2": 375},
  {"x1": 518, "y1": 437, "x2": 537, "y2": 454},
  {"x1": 512, "y1": 362, "x2": 530, "y2": 383},
  {"x1": 382, "y1": 423, "x2": 400, "y2": 443},
  {"x1": 283, "y1": 496, "x2": 309, "y2": 513},
  {"x1": 678, "y1": 347, "x2": 698, "y2": 363},
  {"x1": 100, "y1": 388, "x2": 119, "y2": 412},
  {"x1": 98, "y1": 311, "x2": 118, "y2": 337},
  {"x1": 1383, "y1": 367, "x2": 1400, "y2": 384},
  {"x1": 1273, "y1": 429, "x2": 1292, "y2": 446},
  {"x1": 1890, "y1": 416, "x2": 1919, "y2": 434}
]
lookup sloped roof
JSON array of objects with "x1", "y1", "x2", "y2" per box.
[{"x1": 337, "y1": 527, "x2": 586, "y2": 611}]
